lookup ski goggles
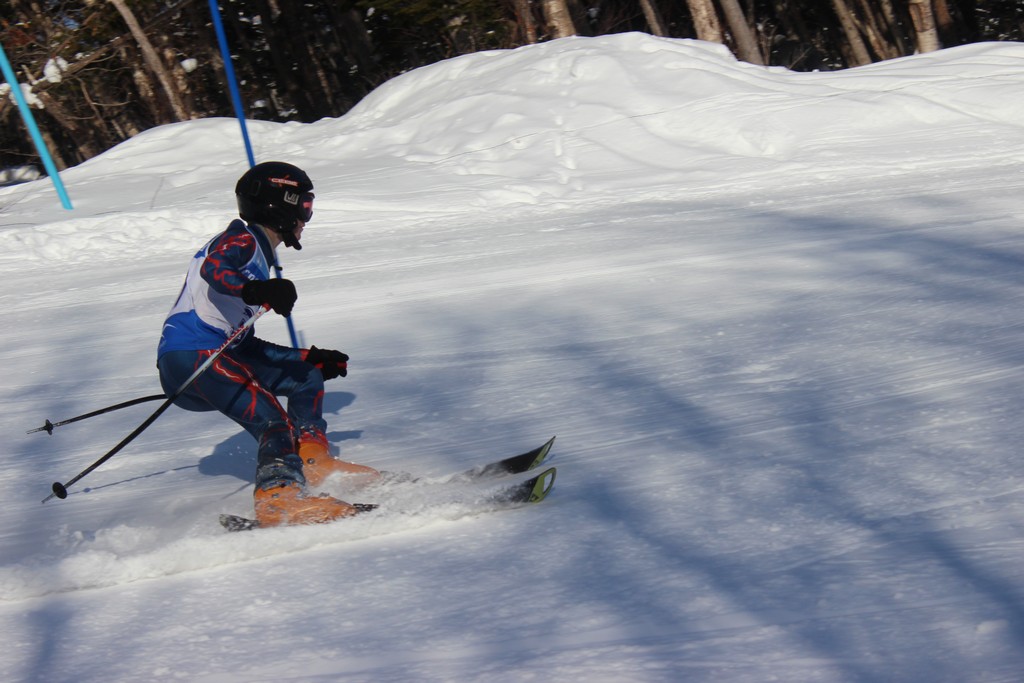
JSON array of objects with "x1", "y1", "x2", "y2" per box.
[{"x1": 299, "y1": 192, "x2": 314, "y2": 222}]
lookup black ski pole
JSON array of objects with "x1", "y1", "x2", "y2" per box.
[
  {"x1": 42, "y1": 307, "x2": 268, "y2": 503},
  {"x1": 28, "y1": 394, "x2": 167, "y2": 435}
]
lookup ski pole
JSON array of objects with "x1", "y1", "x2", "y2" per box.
[
  {"x1": 28, "y1": 394, "x2": 167, "y2": 435},
  {"x1": 42, "y1": 307, "x2": 268, "y2": 503}
]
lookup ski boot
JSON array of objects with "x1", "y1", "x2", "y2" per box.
[
  {"x1": 253, "y1": 481, "x2": 360, "y2": 527},
  {"x1": 298, "y1": 434, "x2": 380, "y2": 489},
  {"x1": 252, "y1": 453, "x2": 360, "y2": 527}
]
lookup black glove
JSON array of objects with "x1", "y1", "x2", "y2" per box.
[
  {"x1": 241, "y1": 278, "x2": 297, "y2": 317},
  {"x1": 306, "y1": 345, "x2": 349, "y2": 380}
]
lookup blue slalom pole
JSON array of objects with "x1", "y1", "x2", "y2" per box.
[
  {"x1": 208, "y1": 0, "x2": 255, "y2": 168},
  {"x1": 208, "y1": 0, "x2": 300, "y2": 348},
  {"x1": 0, "y1": 40, "x2": 72, "y2": 210}
]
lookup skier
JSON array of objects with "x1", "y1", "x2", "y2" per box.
[{"x1": 157, "y1": 161, "x2": 379, "y2": 527}]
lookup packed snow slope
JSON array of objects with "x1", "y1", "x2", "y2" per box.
[{"x1": 3, "y1": 33, "x2": 1024, "y2": 682}]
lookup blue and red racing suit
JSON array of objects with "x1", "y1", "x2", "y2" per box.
[{"x1": 157, "y1": 219, "x2": 326, "y2": 490}]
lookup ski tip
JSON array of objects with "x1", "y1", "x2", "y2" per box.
[
  {"x1": 527, "y1": 467, "x2": 557, "y2": 503},
  {"x1": 531, "y1": 436, "x2": 556, "y2": 467}
]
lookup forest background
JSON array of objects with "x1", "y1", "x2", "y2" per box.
[{"x1": 1, "y1": 0, "x2": 1022, "y2": 171}]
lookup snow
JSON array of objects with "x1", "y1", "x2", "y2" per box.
[
  {"x1": 1, "y1": 81, "x2": 42, "y2": 108},
  {"x1": 43, "y1": 57, "x2": 69, "y2": 84},
  {"x1": 3, "y1": 32, "x2": 1024, "y2": 681}
]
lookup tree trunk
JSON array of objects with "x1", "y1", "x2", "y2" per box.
[
  {"x1": 567, "y1": 0, "x2": 594, "y2": 36},
  {"x1": 542, "y1": 0, "x2": 578, "y2": 38},
  {"x1": 253, "y1": 0, "x2": 317, "y2": 121},
  {"x1": 719, "y1": 0, "x2": 765, "y2": 64},
  {"x1": 333, "y1": 6, "x2": 378, "y2": 78},
  {"x1": 108, "y1": 0, "x2": 191, "y2": 121},
  {"x1": 514, "y1": 0, "x2": 538, "y2": 43},
  {"x1": 853, "y1": 0, "x2": 901, "y2": 59},
  {"x1": 35, "y1": 92, "x2": 93, "y2": 166},
  {"x1": 639, "y1": 0, "x2": 669, "y2": 37},
  {"x1": 315, "y1": 4, "x2": 377, "y2": 110},
  {"x1": 686, "y1": 0, "x2": 724, "y2": 44},
  {"x1": 830, "y1": 0, "x2": 873, "y2": 65},
  {"x1": 909, "y1": 0, "x2": 942, "y2": 52},
  {"x1": 931, "y1": 0, "x2": 962, "y2": 45},
  {"x1": 875, "y1": 0, "x2": 910, "y2": 55}
]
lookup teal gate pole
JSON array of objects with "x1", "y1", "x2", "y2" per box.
[{"x1": 0, "y1": 41, "x2": 72, "y2": 210}]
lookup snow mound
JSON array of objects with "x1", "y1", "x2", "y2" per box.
[{"x1": 5, "y1": 35, "x2": 1023, "y2": 265}]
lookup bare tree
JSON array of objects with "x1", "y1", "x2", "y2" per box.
[
  {"x1": 830, "y1": 0, "x2": 873, "y2": 65},
  {"x1": 639, "y1": 0, "x2": 669, "y2": 37},
  {"x1": 719, "y1": 0, "x2": 765, "y2": 64},
  {"x1": 686, "y1": 0, "x2": 725, "y2": 43},
  {"x1": 851, "y1": 0, "x2": 901, "y2": 60},
  {"x1": 108, "y1": 0, "x2": 190, "y2": 121},
  {"x1": 514, "y1": 0, "x2": 539, "y2": 43},
  {"x1": 909, "y1": 0, "x2": 942, "y2": 52},
  {"x1": 873, "y1": 0, "x2": 911, "y2": 55},
  {"x1": 543, "y1": 0, "x2": 578, "y2": 38}
]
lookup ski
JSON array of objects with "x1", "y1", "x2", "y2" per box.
[
  {"x1": 219, "y1": 503, "x2": 378, "y2": 532},
  {"x1": 219, "y1": 468, "x2": 557, "y2": 533},
  {"x1": 374, "y1": 435, "x2": 556, "y2": 485},
  {"x1": 219, "y1": 437, "x2": 557, "y2": 533},
  {"x1": 442, "y1": 435, "x2": 556, "y2": 483},
  {"x1": 492, "y1": 466, "x2": 557, "y2": 505}
]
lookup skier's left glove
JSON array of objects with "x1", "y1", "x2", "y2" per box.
[
  {"x1": 241, "y1": 279, "x2": 297, "y2": 317},
  {"x1": 306, "y1": 346, "x2": 349, "y2": 380}
]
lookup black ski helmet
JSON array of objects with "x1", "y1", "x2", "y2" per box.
[{"x1": 235, "y1": 161, "x2": 314, "y2": 249}]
